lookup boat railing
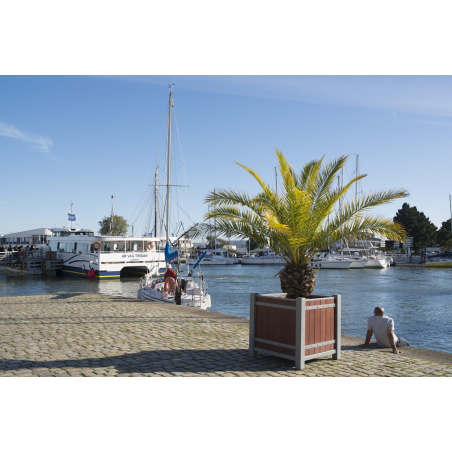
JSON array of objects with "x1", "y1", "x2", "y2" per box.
[{"x1": 0, "y1": 251, "x2": 19, "y2": 264}]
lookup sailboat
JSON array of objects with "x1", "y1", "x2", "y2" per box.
[{"x1": 137, "y1": 87, "x2": 211, "y2": 309}]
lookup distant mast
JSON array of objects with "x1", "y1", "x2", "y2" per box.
[
  {"x1": 355, "y1": 154, "x2": 359, "y2": 199},
  {"x1": 450, "y1": 194, "x2": 452, "y2": 233}
]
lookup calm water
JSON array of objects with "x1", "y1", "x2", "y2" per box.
[{"x1": 1, "y1": 265, "x2": 451, "y2": 353}]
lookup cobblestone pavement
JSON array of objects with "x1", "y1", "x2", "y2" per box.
[{"x1": 1, "y1": 293, "x2": 451, "y2": 377}]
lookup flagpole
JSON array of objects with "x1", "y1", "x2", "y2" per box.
[{"x1": 110, "y1": 195, "x2": 114, "y2": 236}]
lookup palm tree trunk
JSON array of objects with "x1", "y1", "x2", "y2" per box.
[{"x1": 279, "y1": 263, "x2": 316, "y2": 299}]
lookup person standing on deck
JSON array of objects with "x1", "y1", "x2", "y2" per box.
[{"x1": 359, "y1": 306, "x2": 409, "y2": 354}]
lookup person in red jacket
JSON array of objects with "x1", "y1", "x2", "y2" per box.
[{"x1": 164, "y1": 264, "x2": 176, "y2": 281}]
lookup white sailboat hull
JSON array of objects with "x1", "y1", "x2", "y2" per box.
[
  {"x1": 364, "y1": 258, "x2": 387, "y2": 268},
  {"x1": 240, "y1": 256, "x2": 285, "y2": 265},
  {"x1": 310, "y1": 260, "x2": 352, "y2": 269},
  {"x1": 349, "y1": 259, "x2": 368, "y2": 269},
  {"x1": 137, "y1": 287, "x2": 211, "y2": 309},
  {"x1": 186, "y1": 258, "x2": 234, "y2": 265}
]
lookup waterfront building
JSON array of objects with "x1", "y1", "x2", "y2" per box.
[{"x1": 1, "y1": 228, "x2": 53, "y2": 246}]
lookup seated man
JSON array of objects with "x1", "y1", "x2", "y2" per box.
[{"x1": 360, "y1": 306, "x2": 409, "y2": 354}]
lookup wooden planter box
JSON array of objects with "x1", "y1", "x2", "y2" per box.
[{"x1": 249, "y1": 293, "x2": 341, "y2": 370}]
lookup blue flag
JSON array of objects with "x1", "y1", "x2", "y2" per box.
[{"x1": 68, "y1": 214, "x2": 76, "y2": 221}]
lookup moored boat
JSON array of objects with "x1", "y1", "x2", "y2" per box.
[
  {"x1": 47, "y1": 227, "x2": 166, "y2": 279},
  {"x1": 424, "y1": 258, "x2": 452, "y2": 268},
  {"x1": 136, "y1": 87, "x2": 211, "y2": 309}
]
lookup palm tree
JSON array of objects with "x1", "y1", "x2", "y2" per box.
[{"x1": 190, "y1": 149, "x2": 409, "y2": 298}]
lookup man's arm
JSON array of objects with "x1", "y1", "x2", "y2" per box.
[
  {"x1": 387, "y1": 330, "x2": 401, "y2": 354},
  {"x1": 359, "y1": 329, "x2": 373, "y2": 347}
]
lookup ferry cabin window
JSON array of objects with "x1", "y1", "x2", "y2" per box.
[
  {"x1": 131, "y1": 241, "x2": 138, "y2": 251},
  {"x1": 50, "y1": 242, "x2": 59, "y2": 252},
  {"x1": 103, "y1": 242, "x2": 111, "y2": 252},
  {"x1": 58, "y1": 243, "x2": 66, "y2": 252},
  {"x1": 59, "y1": 242, "x2": 76, "y2": 253},
  {"x1": 77, "y1": 243, "x2": 89, "y2": 254}
]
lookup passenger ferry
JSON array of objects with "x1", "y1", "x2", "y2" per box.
[{"x1": 47, "y1": 227, "x2": 167, "y2": 279}]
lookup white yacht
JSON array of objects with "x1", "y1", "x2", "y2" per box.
[
  {"x1": 309, "y1": 253, "x2": 352, "y2": 269},
  {"x1": 187, "y1": 249, "x2": 236, "y2": 265},
  {"x1": 240, "y1": 249, "x2": 285, "y2": 265},
  {"x1": 364, "y1": 253, "x2": 388, "y2": 268},
  {"x1": 47, "y1": 227, "x2": 167, "y2": 279}
]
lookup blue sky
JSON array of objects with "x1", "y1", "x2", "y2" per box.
[{"x1": 1, "y1": 75, "x2": 451, "y2": 236}]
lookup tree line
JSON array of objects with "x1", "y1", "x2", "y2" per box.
[{"x1": 387, "y1": 203, "x2": 452, "y2": 252}]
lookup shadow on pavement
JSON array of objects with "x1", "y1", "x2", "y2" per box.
[{"x1": 0, "y1": 348, "x2": 311, "y2": 374}]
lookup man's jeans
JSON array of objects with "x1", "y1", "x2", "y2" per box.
[{"x1": 396, "y1": 336, "x2": 410, "y2": 347}]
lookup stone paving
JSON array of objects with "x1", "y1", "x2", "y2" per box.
[{"x1": 1, "y1": 292, "x2": 451, "y2": 377}]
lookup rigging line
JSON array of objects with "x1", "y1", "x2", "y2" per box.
[
  {"x1": 173, "y1": 108, "x2": 192, "y2": 228},
  {"x1": 169, "y1": 193, "x2": 196, "y2": 225},
  {"x1": 130, "y1": 188, "x2": 153, "y2": 225},
  {"x1": 127, "y1": 186, "x2": 149, "y2": 224}
]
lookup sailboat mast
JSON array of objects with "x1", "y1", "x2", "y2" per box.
[
  {"x1": 154, "y1": 144, "x2": 159, "y2": 238},
  {"x1": 450, "y1": 194, "x2": 452, "y2": 233},
  {"x1": 154, "y1": 169, "x2": 159, "y2": 238},
  {"x1": 166, "y1": 87, "x2": 173, "y2": 244}
]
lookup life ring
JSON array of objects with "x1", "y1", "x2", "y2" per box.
[
  {"x1": 147, "y1": 242, "x2": 154, "y2": 250},
  {"x1": 93, "y1": 242, "x2": 101, "y2": 251},
  {"x1": 163, "y1": 277, "x2": 176, "y2": 294}
]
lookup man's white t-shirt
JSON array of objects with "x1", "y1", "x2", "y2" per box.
[{"x1": 367, "y1": 315, "x2": 398, "y2": 348}]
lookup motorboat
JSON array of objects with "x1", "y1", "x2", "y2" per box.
[{"x1": 424, "y1": 258, "x2": 452, "y2": 268}]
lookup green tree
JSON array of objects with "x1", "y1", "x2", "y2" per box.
[
  {"x1": 98, "y1": 214, "x2": 129, "y2": 236},
  {"x1": 437, "y1": 219, "x2": 452, "y2": 251},
  {"x1": 393, "y1": 203, "x2": 437, "y2": 253},
  {"x1": 384, "y1": 240, "x2": 395, "y2": 251},
  {"x1": 247, "y1": 238, "x2": 267, "y2": 251},
  {"x1": 190, "y1": 149, "x2": 408, "y2": 298}
]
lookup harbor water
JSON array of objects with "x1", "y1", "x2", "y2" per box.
[{"x1": 1, "y1": 265, "x2": 451, "y2": 353}]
